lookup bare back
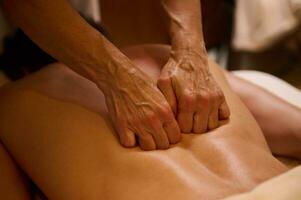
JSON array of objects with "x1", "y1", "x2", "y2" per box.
[{"x1": 0, "y1": 45, "x2": 286, "y2": 200}]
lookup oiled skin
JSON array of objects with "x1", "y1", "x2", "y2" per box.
[
  {"x1": 0, "y1": 45, "x2": 287, "y2": 199},
  {"x1": 4, "y1": 0, "x2": 228, "y2": 150}
]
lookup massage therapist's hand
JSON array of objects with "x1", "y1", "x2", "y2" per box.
[
  {"x1": 157, "y1": 47, "x2": 230, "y2": 133},
  {"x1": 159, "y1": 0, "x2": 230, "y2": 133},
  {"x1": 99, "y1": 56, "x2": 181, "y2": 150},
  {"x1": 3, "y1": 0, "x2": 181, "y2": 151}
]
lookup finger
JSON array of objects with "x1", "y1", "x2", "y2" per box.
[
  {"x1": 177, "y1": 112, "x2": 193, "y2": 133},
  {"x1": 193, "y1": 111, "x2": 209, "y2": 134},
  {"x1": 219, "y1": 101, "x2": 230, "y2": 120},
  {"x1": 137, "y1": 131, "x2": 156, "y2": 151},
  {"x1": 123, "y1": 129, "x2": 136, "y2": 147},
  {"x1": 193, "y1": 91, "x2": 210, "y2": 133},
  {"x1": 163, "y1": 120, "x2": 182, "y2": 144},
  {"x1": 177, "y1": 91, "x2": 196, "y2": 133},
  {"x1": 157, "y1": 76, "x2": 177, "y2": 115},
  {"x1": 148, "y1": 123, "x2": 170, "y2": 150},
  {"x1": 116, "y1": 121, "x2": 136, "y2": 148},
  {"x1": 208, "y1": 107, "x2": 219, "y2": 130}
]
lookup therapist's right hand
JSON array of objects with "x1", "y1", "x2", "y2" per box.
[{"x1": 98, "y1": 57, "x2": 181, "y2": 151}]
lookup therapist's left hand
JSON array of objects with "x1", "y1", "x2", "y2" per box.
[{"x1": 157, "y1": 47, "x2": 230, "y2": 133}]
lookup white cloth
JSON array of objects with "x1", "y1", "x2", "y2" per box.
[
  {"x1": 233, "y1": 0, "x2": 301, "y2": 52},
  {"x1": 233, "y1": 70, "x2": 301, "y2": 109}
]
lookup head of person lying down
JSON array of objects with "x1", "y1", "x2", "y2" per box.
[{"x1": 0, "y1": 39, "x2": 289, "y2": 199}]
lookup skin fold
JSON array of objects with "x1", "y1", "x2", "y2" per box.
[
  {"x1": 0, "y1": 45, "x2": 287, "y2": 199},
  {"x1": 3, "y1": 0, "x2": 229, "y2": 150}
]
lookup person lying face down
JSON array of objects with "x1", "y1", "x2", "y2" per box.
[{"x1": 0, "y1": 44, "x2": 291, "y2": 199}]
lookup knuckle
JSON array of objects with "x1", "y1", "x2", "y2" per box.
[
  {"x1": 211, "y1": 93, "x2": 219, "y2": 103},
  {"x1": 196, "y1": 92, "x2": 210, "y2": 109},
  {"x1": 200, "y1": 91, "x2": 210, "y2": 103},
  {"x1": 160, "y1": 103, "x2": 170, "y2": 112},
  {"x1": 158, "y1": 104, "x2": 173, "y2": 118},
  {"x1": 208, "y1": 91, "x2": 220, "y2": 102},
  {"x1": 164, "y1": 113, "x2": 175, "y2": 123},
  {"x1": 184, "y1": 92, "x2": 195, "y2": 101},
  {"x1": 213, "y1": 91, "x2": 224, "y2": 105},
  {"x1": 181, "y1": 92, "x2": 196, "y2": 108},
  {"x1": 146, "y1": 112, "x2": 157, "y2": 123},
  {"x1": 219, "y1": 93, "x2": 226, "y2": 102},
  {"x1": 216, "y1": 89, "x2": 224, "y2": 98}
]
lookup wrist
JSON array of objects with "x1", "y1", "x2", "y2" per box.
[
  {"x1": 86, "y1": 36, "x2": 135, "y2": 87},
  {"x1": 95, "y1": 52, "x2": 150, "y2": 95},
  {"x1": 171, "y1": 33, "x2": 207, "y2": 56},
  {"x1": 170, "y1": 43, "x2": 208, "y2": 62},
  {"x1": 95, "y1": 56, "x2": 136, "y2": 92},
  {"x1": 171, "y1": 30, "x2": 204, "y2": 49}
]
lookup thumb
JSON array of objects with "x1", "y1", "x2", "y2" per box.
[{"x1": 157, "y1": 61, "x2": 177, "y2": 115}]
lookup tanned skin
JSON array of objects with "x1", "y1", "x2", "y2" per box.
[
  {"x1": 0, "y1": 45, "x2": 286, "y2": 199},
  {"x1": 3, "y1": 0, "x2": 229, "y2": 150}
]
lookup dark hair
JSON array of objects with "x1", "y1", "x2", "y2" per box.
[{"x1": 0, "y1": 16, "x2": 110, "y2": 80}]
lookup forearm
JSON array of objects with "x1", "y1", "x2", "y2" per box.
[
  {"x1": 160, "y1": 0, "x2": 205, "y2": 52},
  {"x1": 3, "y1": 1, "x2": 181, "y2": 150},
  {"x1": 3, "y1": 0, "x2": 132, "y2": 86}
]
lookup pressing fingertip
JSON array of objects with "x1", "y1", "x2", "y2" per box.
[
  {"x1": 138, "y1": 134, "x2": 156, "y2": 151},
  {"x1": 178, "y1": 112, "x2": 193, "y2": 133},
  {"x1": 208, "y1": 111, "x2": 219, "y2": 130},
  {"x1": 163, "y1": 121, "x2": 182, "y2": 144},
  {"x1": 122, "y1": 130, "x2": 136, "y2": 148},
  {"x1": 193, "y1": 113, "x2": 208, "y2": 134},
  {"x1": 171, "y1": 131, "x2": 182, "y2": 144},
  {"x1": 219, "y1": 102, "x2": 230, "y2": 120}
]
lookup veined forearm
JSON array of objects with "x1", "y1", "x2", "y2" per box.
[
  {"x1": 3, "y1": 0, "x2": 132, "y2": 85},
  {"x1": 3, "y1": 1, "x2": 182, "y2": 151},
  {"x1": 160, "y1": 0, "x2": 205, "y2": 52}
]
